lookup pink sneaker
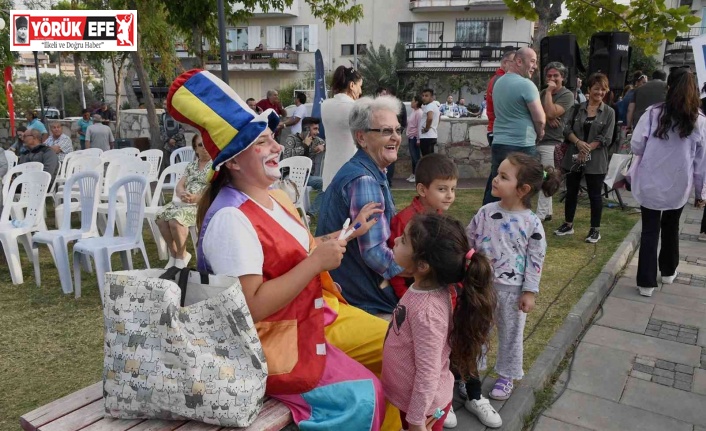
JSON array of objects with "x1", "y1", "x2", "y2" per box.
[{"x1": 489, "y1": 377, "x2": 514, "y2": 400}]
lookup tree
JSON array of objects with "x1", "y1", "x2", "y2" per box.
[
  {"x1": 162, "y1": 0, "x2": 364, "y2": 68},
  {"x1": 505, "y1": 0, "x2": 700, "y2": 55},
  {"x1": 357, "y1": 43, "x2": 413, "y2": 97}
]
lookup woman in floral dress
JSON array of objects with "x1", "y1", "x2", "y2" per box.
[{"x1": 156, "y1": 134, "x2": 212, "y2": 268}]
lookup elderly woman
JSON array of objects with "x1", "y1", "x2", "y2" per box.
[
  {"x1": 156, "y1": 134, "x2": 211, "y2": 269},
  {"x1": 167, "y1": 70, "x2": 399, "y2": 431},
  {"x1": 555, "y1": 73, "x2": 615, "y2": 244},
  {"x1": 321, "y1": 66, "x2": 363, "y2": 190},
  {"x1": 316, "y1": 96, "x2": 406, "y2": 316}
]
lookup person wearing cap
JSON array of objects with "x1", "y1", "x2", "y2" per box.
[
  {"x1": 77, "y1": 109, "x2": 93, "y2": 150},
  {"x1": 15, "y1": 16, "x2": 28, "y2": 44},
  {"x1": 94, "y1": 102, "x2": 116, "y2": 122},
  {"x1": 85, "y1": 114, "x2": 114, "y2": 151},
  {"x1": 25, "y1": 110, "x2": 48, "y2": 142},
  {"x1": 19, "y1": 128, "x2": 59, "y2": 184},
  {"x1": 169, "y1": 69, "x2": 399, "y2": 431}
]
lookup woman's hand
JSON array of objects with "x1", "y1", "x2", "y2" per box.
[
  {"x1": 577, "y1": 140, "x2": 591, "y2": 154},
  {"x1": 347, "y1": 202, "x2": 384, "y2": 241},
  {"x1": 309, "y1": 239, "x2": 347, "y2": 272}
]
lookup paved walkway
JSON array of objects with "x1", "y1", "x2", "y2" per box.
[{"x1": 536, "y1": 203, "x2": 706, "y2": 431}]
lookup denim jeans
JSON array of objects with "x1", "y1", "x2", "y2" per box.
[
  {"x1": 482, "y1": 144, "x2": 538, "y2": 205},
  {"x1": 307, "y1": 175, "x2": 324, "y2": 215},
  {"x1": 408, "y1": 137, "x2": 421, "y2": 174}
]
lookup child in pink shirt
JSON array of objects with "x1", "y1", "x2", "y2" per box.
[{"x1": 382, "y1": 213, "x2": 496, "y2": 431}]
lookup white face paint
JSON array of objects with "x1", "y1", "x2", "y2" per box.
[{"x1": 263, "y1": 153, "x2": 281, "y2": 179}]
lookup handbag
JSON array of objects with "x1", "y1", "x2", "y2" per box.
[{"x1": 102, "y1": 269, "x2": 267, "y2": 427}]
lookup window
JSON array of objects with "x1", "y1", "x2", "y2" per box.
[
  {"x1": 226, "y1": 28, "x2": 248, "y2": 51},
  {"x1": 341, "y1": 44, "x2": 367, "y2": 56},
  {"x1": 282, "y1": 25, "x2": 309, "y2": 51},
  {"x1": 455, "y1": 19, "x2": 503, "y2": 46},
  {"x1": 398, "y1": 22, "x2": 444, "y2": 45}
]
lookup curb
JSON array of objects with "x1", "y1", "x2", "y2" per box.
[{"x1": 496, "y1": 220, "x2": 643, "y2": 431}]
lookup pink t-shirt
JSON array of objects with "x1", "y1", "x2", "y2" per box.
[{"x1": 382, "y1": 286, "x2": 454, "y2": 426}]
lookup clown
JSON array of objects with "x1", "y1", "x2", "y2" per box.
[{"x1": 167, "y1": 70, "x2": 401, "y2": 431}]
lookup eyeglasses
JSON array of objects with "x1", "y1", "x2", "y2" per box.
[{"x1": 366, "y1": 127, "x2": 405, "y2": 137}]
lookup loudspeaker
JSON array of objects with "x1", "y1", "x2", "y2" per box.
[
  {"x1": 588, "y1": 32, "x2": 630, "y2": 90},
  {"x1": 540, "y1": 34, "x2": 585, "y2": 90}
]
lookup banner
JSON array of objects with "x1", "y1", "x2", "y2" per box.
[
  {"x1": 691, "y1": 34, "x2": 706, "y2": 93},
  {"x1": 4, "y1": 67, "x2": 14, "y2": 136},
  {"x1": 10, "y1": 10, "x2": 137, "y2": 52},
  {"x1": 311, "y1": 49, "x2": 327, "y2": 139}
]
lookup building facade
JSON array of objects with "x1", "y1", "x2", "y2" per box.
[{"x1": 659, "y1": 0, "x2": 705, "y2": 74}]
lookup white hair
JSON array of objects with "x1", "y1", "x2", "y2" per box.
[{"x1": 349, "y1": 95, "x2": 402, "y2": 145}]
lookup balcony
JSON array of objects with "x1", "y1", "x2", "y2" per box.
[
  {"x1": 663, "y1": 27, "x2": 706, "y2": 65},
  {"x1": 231, "y1": 0, "x2": 299, "y2": 17},
  {"x1": 409, "y1": 0, "x2": 507, "y2": 11},
  {"x1": 205, "y1": 50, "x2": 299, "y2": 72},
  {"x1": 403, "y1": 41, "x2": 529, "y2": 69}
]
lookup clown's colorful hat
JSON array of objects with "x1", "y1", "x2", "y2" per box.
[{"x1": 166, "y1": 69, "x2": 280, "y2": 181}]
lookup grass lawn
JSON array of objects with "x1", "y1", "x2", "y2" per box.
[{"x1": 0, "y1": 190, "x2": 638, "y2": 431}]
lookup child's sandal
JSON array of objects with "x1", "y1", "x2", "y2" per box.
[{"x1": 489, "y1": 377, "x2": 513, "y2": 401}]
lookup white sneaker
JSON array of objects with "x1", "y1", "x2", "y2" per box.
[
  {"x1": 639, "y1": 287, "x2": 654, "y2": 297},
  {"x1": 443, "y1": 406, "x2": 457, "y2": 428},
  {"x1": 164, "y1": 256, "x2": 175, "y2": 269},
  {"x1": 465, "y1": 396, "x2": 502, "y2": 428},
  {"x1": 175, "y1": 252, "x2": 192, "y2": 269},
  {"x1": 662, "y1": 272, "x2": 678, "y2": 284},
  {"x1": 406, "y1": 174, "x2": 416, "y2": 183}
]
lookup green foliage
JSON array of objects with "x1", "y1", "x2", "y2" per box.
[
  {"x1": 358, "y1": 43, "x2": 409, "y2": 97},
  {"x1": 508, "y1": 0, "x2": 701, "y2": 55},
  {"x1": 0, "y1": 0, "x2": 17, "y2": 69},
  {"x1": 13, "y1": 82, "x2": 39, "y2": 115},
  {"x1": 627, "y1": 46, "x2": 661, "y2": 80}
]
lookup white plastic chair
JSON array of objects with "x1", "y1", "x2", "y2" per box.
[
  {"x1": 119, "y1": 147, "x2": 140, "y2": 157},
  {"x1": 1, "y1": 162, "x2": 45, "y2": 224},
  {"x1": 0, "y1": 171, "x2": 52, "y2": 285},
  {"x1": 5, "y1": 150, "x2": 18, "y2": 170},
  {"x1": 73, "y1": 175, "x2": 150, "y2": 300},
  {"x1": 33, "y1": 171, "x2": 101, "y2": 294},
  {"x1": 279, "y1": 156, "x2": 313, "y2": 228},
  {"x1": 139, "y1": 149, "x2": 164, "y2": 205},
  {"x1": 143, "y1": 162, "x2": 189, "y2": 260},
  {"x1": 96, "y1": 159, "x2": 152, "y2": 235},
  {"x1": 81, "y1": 148, "x2": 103, "y2": 157},
  {"x1": 54, "y1": 156, "x2": 104, "y2": 228},
  {"x1": 170, "y1": 147, "x2": 195, "y2": 165},
  {"x1": 99, "y1": 155, "x2": 141, "y2": 202},
  {"x1": 100, "y1": 149, "x2": 130, "y2": 166}
]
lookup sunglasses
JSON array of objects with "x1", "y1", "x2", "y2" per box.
[{"x1": 366, "y1": 127, "x2": 405, "y2": 137}]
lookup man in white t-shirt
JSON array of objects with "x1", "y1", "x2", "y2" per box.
[
  {"x1": 419, "y1": 88, "x2": 441, "y2": 156},
  {"x1": 282, "y1": 92, "x2": 307, "y2": 134}
]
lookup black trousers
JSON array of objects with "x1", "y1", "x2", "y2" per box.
[
  {"x1": 564, "y1": 171, "x2": 606, "y2": 227},
  {"x1": 637, "y1": 206, "x2": 683, "y2": 287},
  {"x1": 419, "y1": 138, "x2": 437, "y2": 156},
  {"x1": 701, "y1": 206, "x2": 706, "y2": 234}
]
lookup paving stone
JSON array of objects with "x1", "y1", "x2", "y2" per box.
[
  {"x1": 663, "y1": 323, "x2": 680, "y2": 330},
  {"x1": 633, "y1": 363, "x2": 654, "y2": 374},
  {"x1": 653, "y1": 367, "x2": 674, "y2": 378},
  {"x1": 681, "y1": 328, "x2": 699, "y2": 335},
  {"x1": 675, "y1": 364, "x2": 694, "y2": 375},
  {"x1": 694, "y1": 369, "x2": 706, "y2": 396},
  {"x1": 662, "y1": 334, "x2": 678, "y2": 341},
  {"x1": 630, "y1": 370, "x2": 652, "y2": 380},
  {"x1": 545, "y1": 389, "x2": 692, "y2": 431},
  {"x1": 653, "y1": 376, "x2": 674, "y2": 386},
  {"x1": 565, "y1": 343, "x2": 633, "y2": 402},
  {"x1": 662, "y1": 329, "x2": 680, "y2": 337},
  {"x1": 645, "y1": 329, "x2": 660, "y2": 337},
  {"x1": 675, "y1": 372, "x2": 692, "y2": 383},
  {"x1": 635, "y1": 356, "x2": 656, "y2": 367},
  {"x1": 678, "y1": 336, "x2": 697, "y2": 344},
  {"x1": 583, "y1": 326, "x2": 702, "y2": 366},
  {"x1": 674, "y1": 380, "x2": 692, "y2": 391},
  {"x1": 596, "y1": 296, "x2": 653, "y2": 334},
  {"x1": 622, "y1": 377, "x2": 706, "y2": 426},
  {"x1": 646, "y1": 324, "x2": 661, "y2": 331},
  {"x1": 534, "y1": 416, "x2": 592, "y2": 431},
  {"x1": 613, "y1": 285, "x2": 706, "y2": 312},
  {"x1": 655, "y1": 360, "x2": 676, "y2": 371},
  {"x1": 649, "y1": 319, "x2": 663, "y2": 325},
  {"x1": 663, "y1": 283, "x2": 706, "y2": 300}
]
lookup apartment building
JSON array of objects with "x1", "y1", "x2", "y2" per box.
[
  {"x1": 205, "y1": 0, "x2": 534, "y2": 100},
  {"x1": 659, "y1": 0, "x2": 705, "y2": 74}
]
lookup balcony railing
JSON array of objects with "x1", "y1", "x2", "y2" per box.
[
  {"x1": 405, "y1": 41, "x2": 530, "y2": 66},
  {"x1": 663, "y1": 27, "x2": 706, "y2": 65},
  {"x1": 205, "y1": 50, "x2": 299, "y2": 71},
  {"x1": 409, "y1": 0, "x2": 506, "y2": 11}
]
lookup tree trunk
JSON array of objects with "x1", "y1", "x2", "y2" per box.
[
  {"x1": 73, "y1": 53, "x2": 86, "y2": 109},
  {"x1": 124, "y1": 65, "x2": 139, "y2": 108},
  {"x1": 112, "y1": 53, "x2": 129, "y2": 139},
  {"x1": 533, "y1": 18, "x2": 551, "y2": 52},
  {"x1": 131, "y1": 46, "x2": 162, "y2": 149},
  {"x1": 532, "y1": 0, "x2": 564, "y2": 52},
  {"x1": 191, "y1": 25, "x2": 205, "y2": 69}
]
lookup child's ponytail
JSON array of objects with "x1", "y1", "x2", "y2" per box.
[
  {"x1": 449, "y1": 249, "x2": 497, "y2": 379},
  {"x1": 541, "y1": 166, "x2": 562, "y2": 198}
]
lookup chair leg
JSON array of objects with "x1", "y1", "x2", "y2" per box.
[
  {"x1": 93, "y1": 250, "x2": 113, "y2": 302},
  {"x1": 120, "y1": 250, "x2": 133, "y2": 270},
  {"x1": 73, "y1": 250, "x2": 84, "y2": 298},
  {"x1": 139, "y1": 243, "x2": 151, "y2": 269},
  {"x1": 19, "y1": 233, "x2": 34, "y2": 264},
  {"x1": 31, "y1": 242, "x2": 42, "y2": 287},
  {"x1": 2, "y1": 236, "x2": 24, "y2": 285},
  {"x1": 148, "y1": 218, "x2": 168, "y2": 261},
  {"x1": 189, "y1": 226, "x2": 198, "y2": 252},
  {"x1": 52, "y1": 238, "x2": 74, "y2": 294}
]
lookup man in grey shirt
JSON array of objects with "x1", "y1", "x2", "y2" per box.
[
  {"x1": 85, "y1": 114, "x2": 115, "y2": 151},
  {"x1": 627, "y1": 70, "x2": 667, "y2": 129}
]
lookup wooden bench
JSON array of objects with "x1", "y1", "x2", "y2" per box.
[{"x1": 21, "y1": 382, "x2": 293, "y2": 431}]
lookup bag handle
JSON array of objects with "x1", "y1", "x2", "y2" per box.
[{"x1": 160, "y1": 267, "x2": 211, "y2": 307}]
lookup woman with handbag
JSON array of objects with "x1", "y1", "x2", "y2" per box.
[
  {"x1": 555, "y1": 73, "x2": 616, "y2": 243},
  {"x1": 168, "y1": 69, "x2": 399, "y2": 431},
  {"x1": 631, "y1": 68, "x2": 706, "y2": 297}
]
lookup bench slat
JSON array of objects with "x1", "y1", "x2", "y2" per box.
[
  {"x1": 39, "y1": 400, "x2": 105, "y2": 431},
  {"x1": 235, "y1": 399, "x2": 292, "y2": 431},
  {"x1": 81, "y1": 418, "x2": 144, "y2": 431},
  {"x1": 122, "y1": 420, "x2": 188, "y2": 431},
  {"x1": 20, "y1": 383, "x2": 103, "y2": 431},
  {"x1": 171, "y1": 422, "x2": 221, "y2": 431}
]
